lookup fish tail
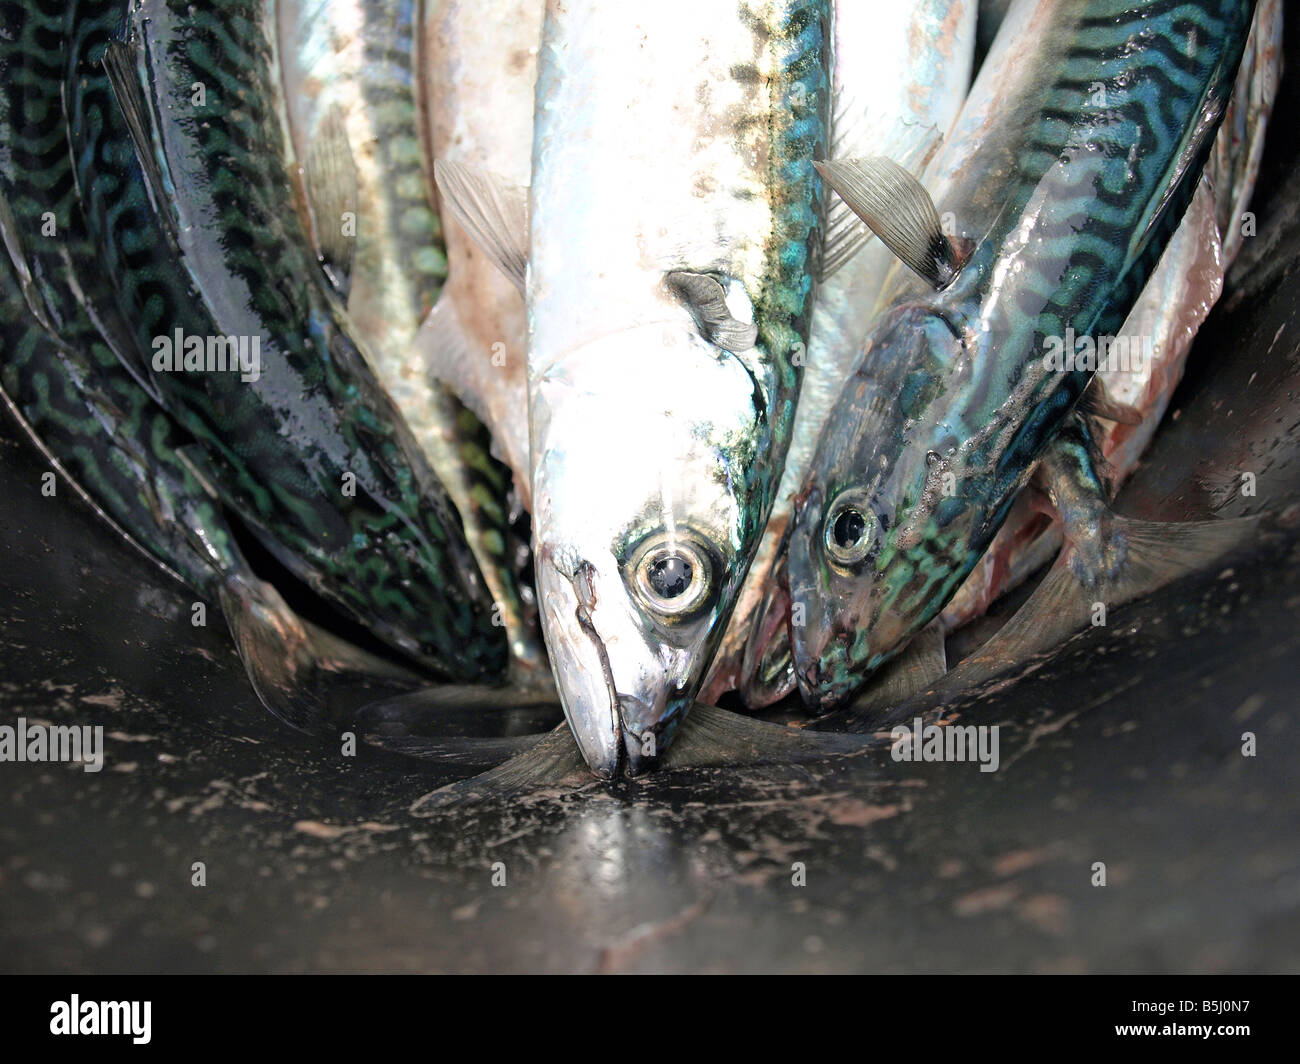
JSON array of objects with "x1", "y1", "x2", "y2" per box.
[
  {"x1": 846, "y1": 622, "x2": 948, "y2": 719},
  {"x1": 218, "y1": 575, "x2": 424, "y2": 735},
  {"x1": 409, "y1": 702, "x2": 870, "y2": 809},
  {"x1": 943, "y1": 512, "x2": 1262, "y2": 689}
]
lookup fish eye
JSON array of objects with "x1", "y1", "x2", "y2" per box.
[
  {"x1": 824, "y1": 491, "x2": 876, "y2": 567},
  {"x1": 628, "y1": 531, "x2": 714, "y2": 620}
]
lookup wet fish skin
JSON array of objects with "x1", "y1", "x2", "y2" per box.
[
  {"x1": 63, "y1": 0, "x2": 506, "y2": 682},
  {"x1": 707, "y1": 0, "x2": 977, "y2": 708},
  {"x1": 526, "y1": 1, "x2": 831, "y2": 775},
  {"x1": 787, "y1": 0, "x2": 1257, "y2": 709},
  {"x1": 0, "y1": 237, "x2": 235, "y2": 603},
  {"x1": 0, "y1": 0, "x2": 232, "y2": 596},
  {"x1": 419, "y1": 0, "x2": 543, "y2": 507},
  {"x1": 0, "y1": 0, "x2": 444, "y2": 733},
  {"x1": 0, "y1": 0, "x2": 151, "y2": 401},
  {"x1": 940, "y1": 0, "x2": 1280, "y2": 634},
  {"x1": 278, "y1": 0, "x2": 546, "y2": 679}
]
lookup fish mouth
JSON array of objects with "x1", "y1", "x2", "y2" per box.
[
  {"x1": 792, "y1": 641, "x2": 857, "y2": 711},
  {"x1": 792, "y1": 604, "x2": 915, "y2": 711},
  {"x1": 537, "y1": 556, "x2": 624, "y2": 778},
  {"x1": 537, "y1": 551, "x2": 680, "y2": 778},
  {"x1": 791, "y1": 633, "x2": 829, "y2": 709},
  {"x1": 791, "y1": 609, "x2": 875, "y2": 710}
]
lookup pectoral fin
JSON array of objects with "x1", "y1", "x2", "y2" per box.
[
  {"x1": 821, "y1": 123, "x2": 942, "y2": 281},
  {"x1": 102, "y1": 39, "x2": 179, "y2": 245},
  {"x1": 665, "y1": 271, "x2": 758, "y2": 353},
  {"x1": 815, "y1": 157, "x2": 959, "y2": 290},
  {"x1": 433, "y1": 161, "x2": 529, "y2": 294}
]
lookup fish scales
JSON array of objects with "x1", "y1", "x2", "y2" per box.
[
  {"x1": 64, "y1": 0, "x2": 506, "y2": 682},
  {"x1": 524, "y1": 0, "x2": 831, "y2": 774},
  {"x1": 786, "y1": 0, "x2": 1256, "y2": 707},
  {"x1": 278, "y1": 0, "x2": 545, "y2": 678}
]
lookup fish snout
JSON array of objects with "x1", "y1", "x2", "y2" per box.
[
  {"x1": 537, "y1": 546, "x2": 688, "y2": 778},
  {"x1": 536, "y1": 553, "x2": 624, "y2": 778},
  {"x1": 791, "y1": 614, "x2": 854, "y2": 711}
]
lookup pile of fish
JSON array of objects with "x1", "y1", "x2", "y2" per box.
[{"x1": 0, "y1": 0, "x2": 1282, "y2": 788}]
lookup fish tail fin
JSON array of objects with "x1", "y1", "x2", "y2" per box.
[
  {"x1": 1082, "y1": 513, "x2": 1262, "y2": 600},
  {"x1": 662, "y1": 704, "x2": 868, "y2": 769},
  {"x1": 218, "y1": 576, "x2": 424, "y2": 735},
  {"x1": 948, "y1": 513, "x2": 1262, "y2": 686},
  {"x1": 410, "y1": 725, "x2": 591, "y2": 812},
  {"x1": 848, "y1": 622, "x2": 948, "y2": 718}
]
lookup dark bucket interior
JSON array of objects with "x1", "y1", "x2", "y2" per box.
[{"x1": 3, "y1": 20, "x2": 1299, "y2": 975}]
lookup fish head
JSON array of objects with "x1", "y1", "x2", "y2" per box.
[
  {"x1": 531, "y1": 316, "x2": 770, "y2": 777},
  {"x1": 787, "y1": 302, "x2": 979, "y2": 709}
]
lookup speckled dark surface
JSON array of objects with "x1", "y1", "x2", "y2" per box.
[{"x1": 2, "y1": 20, "x2": 1299, "y2": 975}]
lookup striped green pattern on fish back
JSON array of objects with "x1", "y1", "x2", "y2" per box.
[
  {"x1": 0, "y1": 239, "x2": 241, "y2": 598},
  {"x1": 0, "y1": 0, "x2": 238, "y2": 594},
  {"x1": 942, "y1": 0, "x2": 1253, "y2": 517},
  {"x1": 356, "y1": 0, "x2": 447, "y2": 316},
  {"x1": 63, "y1": 0, "x2": 506, "y2": 682},
  {"x1": 748, "y1": 0, "x2": 832, "y2": 537}
]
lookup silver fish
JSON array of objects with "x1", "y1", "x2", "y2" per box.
[{"x1": 442, "y1": 1, "x2": 832, "y2": 776}]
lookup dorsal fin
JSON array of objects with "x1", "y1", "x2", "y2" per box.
[
  {"x1": 816, "y1": 156, "x2": 960, "y2": 290},
  {"x1": 664, "y1": 271, "x2": 758, "y2": 353},
  {"x1": 433, "y1": 161, "x2": 528, "y2": 294}
]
